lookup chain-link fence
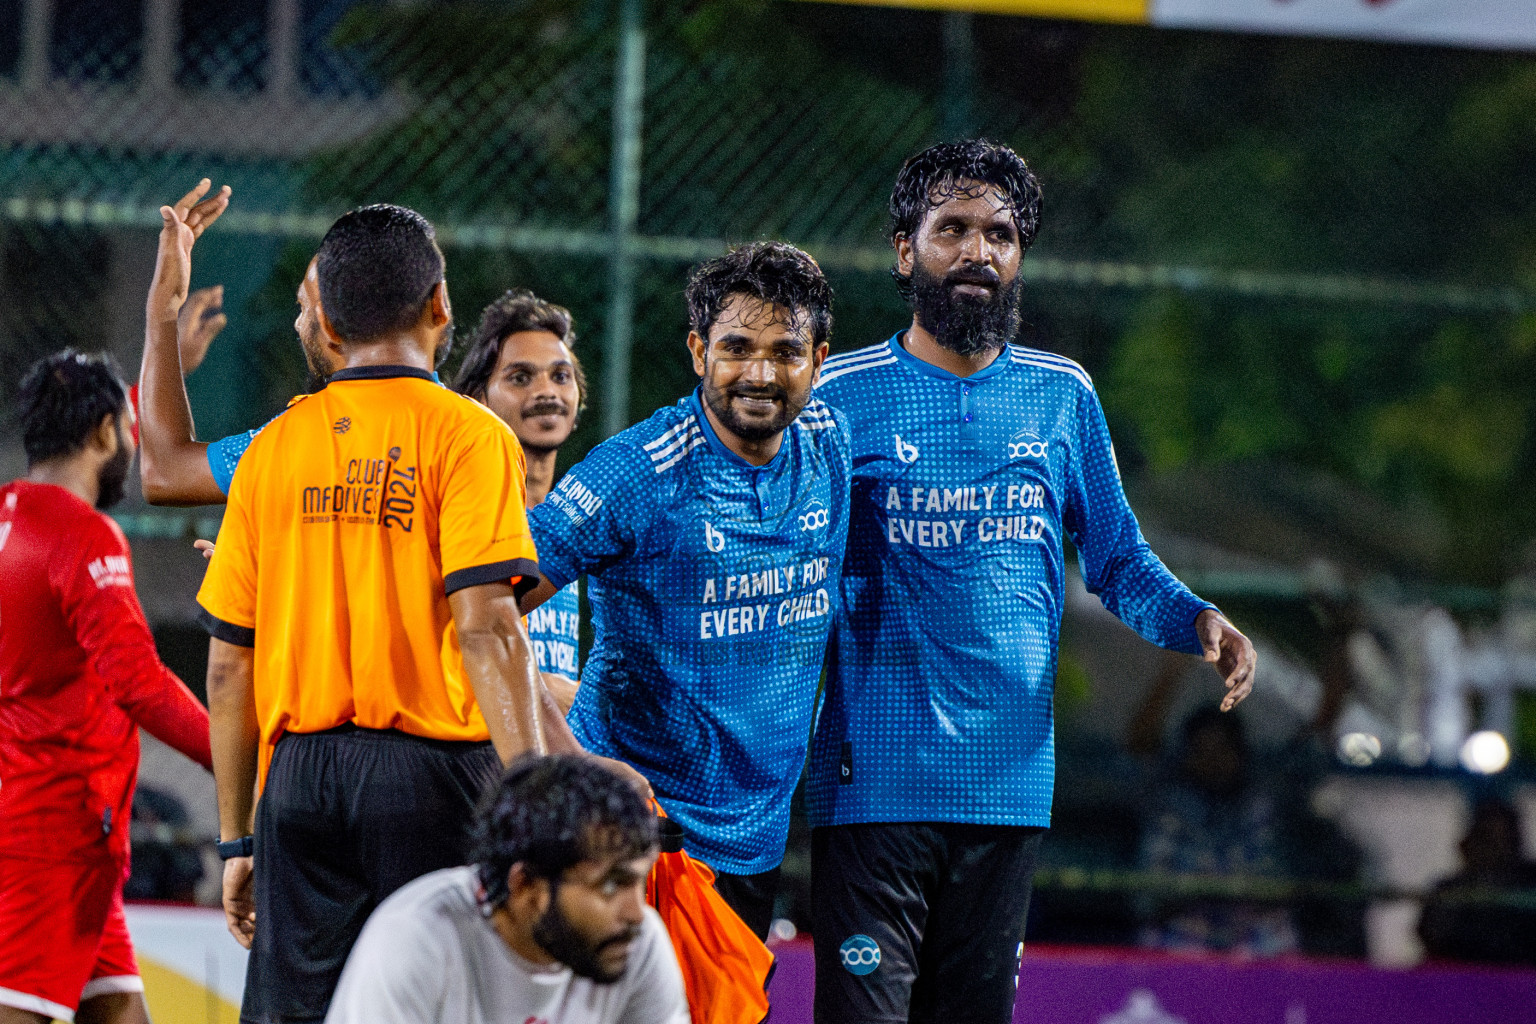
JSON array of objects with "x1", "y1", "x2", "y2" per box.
[
  {"x1": 3, "y1": 0, "x2": 1535, "y2": 587},
  {"x1": 9, "y1": 2, "x2": 1536, "y2": 956}
]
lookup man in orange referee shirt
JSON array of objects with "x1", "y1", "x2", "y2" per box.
[{"x1": 192, "y1": 203, "x2": 593, "y2": 1024}]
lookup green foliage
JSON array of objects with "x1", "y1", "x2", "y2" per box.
[
  {"x1": 1068, "y1": 31, "x2": 1536, "y2": 581},
  {"x1": 226, "y1": 3, "x2": 1536, "y2": 584}
]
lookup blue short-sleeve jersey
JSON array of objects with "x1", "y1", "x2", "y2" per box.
[
  {"x1": 207, "y1": 428, "x2": 261, "y2": 495},
  {"x1": 529, "y1": 388, "x2": 852, "y2": 874},
  {"x1": 527, "y1": 579, "x2": 581, "y2": 680},
  {"x1": 808, "y1": 333, "x2": 1215, "y2": 829}
]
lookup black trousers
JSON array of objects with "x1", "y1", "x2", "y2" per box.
[
  {"x1": 241, "y1": 726, "x2": 500, "y2": 1024},
  {"x1": 811, "y1": 822, "x2": 1045, "y2": 1024},
  {"x1": 714, "y1": 865, "x2": 782, "y2": 941}
]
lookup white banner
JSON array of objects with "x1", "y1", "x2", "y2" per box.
[{"x1": 1153, "y1": 0, "x2": 1536, "y2": 50}]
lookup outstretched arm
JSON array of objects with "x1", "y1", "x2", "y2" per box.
[
  {"x1": 141, "y1": 179, "x2": 230, "y2": 506},
  {"x1": 57, "y1": 525, "x2": 212, "y2": 769},
  {"x1": 1066, "y1": 386, "x2": 1257, "y2": 710}
]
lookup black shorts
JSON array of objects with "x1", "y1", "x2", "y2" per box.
[
  {"x1": 811, "y1": 822, "x2": 1045, "y2": 1024},
  {"x1": 713, "y1": 866, "x2": 781, "y2": 941},
  {"x1": 242, "y1": 725, "x2": 500, "y2": 1024}
]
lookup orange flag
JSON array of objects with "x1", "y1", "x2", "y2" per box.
[{"x1": 647, "y1": 816, "x2": 775, "y2": 1024}]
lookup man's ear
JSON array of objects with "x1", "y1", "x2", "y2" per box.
[
  {"x1": 317, "y1": 306, "x2": 345, "y2": 348},
  {"x1": 686, "y1": 330, "x2": 708, "y2": 379},
  {"x1": 430, "y1": 281, "x2": 452, "y2": 327},
  {"x1": 92, "y1": 413, "x2": 119, "y2": 456},
  {"x1": 894, "y1": 232, "x2": 914, "y2": 277},
  {"x1": 508, "y1": 864, "x2": 552, "y2": 916},
  {"x1": 809, "y1": 340, "x2": 830, "y2": 387}
]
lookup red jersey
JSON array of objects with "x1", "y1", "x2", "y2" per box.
[{"x1": 0, "y1": 481, "x2": 212, "y2": 864}]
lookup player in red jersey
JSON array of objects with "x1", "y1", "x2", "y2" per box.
[{"x1": 0, "y1": 350, "x2": 214, "y2": 1024}]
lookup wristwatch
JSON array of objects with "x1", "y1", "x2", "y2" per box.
[{"x1": 217, "y1": 835, "x2": 254, "y2": 860}]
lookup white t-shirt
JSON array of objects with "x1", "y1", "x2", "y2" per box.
[{"x1": 325, "y1": 867, "x2": 691, "y2": 1024}]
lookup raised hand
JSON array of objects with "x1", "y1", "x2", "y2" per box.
[
  {"x1": 148, "y1": 179, "x2": 231, "y2": 324},
  {"x1": 1196, "y1": 608, "x2": 1257, "y2": 712},
  {"x1": 177, "y1": 284, "x2": 227, "y2": 376}
]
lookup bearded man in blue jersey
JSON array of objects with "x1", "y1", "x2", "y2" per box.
[
  {"x1": 519, "y1": 241, "x2": 850, "y2": 940},
  {"x1": 808, "y1": 139, "x2": 1258, "y2": 1023}
]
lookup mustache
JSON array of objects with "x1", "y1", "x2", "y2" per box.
[
  {"x1": 521, "y1": 400, "x2": 570, "y2": 418},
  {"x1": 726, "y1": 385, "x2": 786, "y2": 402},
  {"x1": 945, "y1": 266, "x2": 1002, "y2": 289},
  {"x1": 597, "y1": 926, "x2": 640, "y2": 953}
]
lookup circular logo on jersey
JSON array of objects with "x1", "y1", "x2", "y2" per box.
[
  {"x1": 839, "y1": 934, "x2": 881, "y2": 975},
  {"x1": 1007, "y1": 429, "x2": 1048, "y2": 461}
]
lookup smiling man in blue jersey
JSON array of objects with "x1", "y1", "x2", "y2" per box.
[
  {"x1": 453, "y1": 290, "x2": 589, "y2": 712},
  {"x1": 518, "y1": 242, "x2": 850, "y2": 939},
  {"x1": 808, "y1": 140, "x2": 1258, "y2": 1023}
]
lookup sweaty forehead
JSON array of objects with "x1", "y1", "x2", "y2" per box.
[
  {"x1": 922, "y1": 181, "x2": 1014, "y2": 224},
  {"x1": 708, "y1": 295, "x2": 808, "y2": 342}
]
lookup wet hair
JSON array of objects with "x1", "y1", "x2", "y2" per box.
[
  {"x1": 16, "y1": 349, "x2": 128, "y2": 464},
  {"x1": 473, "y1": 755, "x2": 657, "y2": 908},
  {"x1": 888, "y1": 140, "x2": 1042, "y2": 301},
  {"x1": 889, "y1": 139, "x2": 1042, "y2": 247},
  {"x1": 316, "y1": 204, "x2": 445, "y2": 343},
  {"x1": 454, "y1": 289, "x2": 587, "y2": 411},
  {"x1": 685, "y1": 241, "x2": 832, "y2": 348}
]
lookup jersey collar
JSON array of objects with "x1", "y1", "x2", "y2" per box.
[
  {"x1": 327, "y1": 365, "x2": 442, "y2": 384},
  {"x1": 886, "y1": 330, "x2": 1011, "y2": 383},
  {"x1": 686, "y1": 387, "x2": 786, "y2": 469}
]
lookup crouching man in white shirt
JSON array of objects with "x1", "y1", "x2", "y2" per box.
[{"x1": 326, "y1": 755, "x2": 690, "y2": 1024}]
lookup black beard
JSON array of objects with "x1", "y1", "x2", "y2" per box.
[
  {"x1": 700, "y1": 374, "x2": 802, "y2": 443},
  {"x1": 300, "y1": 323, "x2": 331, "y2": 392},
  {"x1": 96, "y1": 441, "x2": 131, "y2": 511},
  {"x1": 434, "y1": 321, "x2": 456, "y2": 371},
  {"x1": 531, "y1": 889, "x2": 636, "y2": 984},
  {"x1": 907, "y1": 261, "x2": 1023, "y2": 358}
]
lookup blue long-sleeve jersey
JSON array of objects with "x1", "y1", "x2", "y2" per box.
[{"x1": 808, "y1": 333, "x2": 1215, "y2": 828}]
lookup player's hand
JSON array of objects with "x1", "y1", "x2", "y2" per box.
[
  {"x1": 177, "y1": 284, "x2": 226, "y2": 375},
  {"x1": 222, "y1": 854, "x2": 256, "y2": 949},
  {"x1": 593, "y1": 755, "x2": 652, "y2": 801},
  {"x1": 148, "y1": 179, "x2": 231, "y2": 323},
  {"x1": 1196, "y1": 609, "x2": 1256, "y2": 711},
  {"x1": 194, "y1": 539, "x2": 215, "y2": 559}
]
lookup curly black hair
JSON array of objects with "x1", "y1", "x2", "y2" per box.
[
  {"x1": 889, "y1": 139, "x2": 1043, "y2": 249},
  {"x1": 316, "y1": 204, "x2": 444, "y2": 343},
  {"x1": 473, "y1": 755, "x2": 657, "y2": 908},
  {"x1": 16, "y1": 349, "x2": 128, "y2": 464},
  {"x1": 685, "y1": 241, "x2": 832, "y2": 347},
  {"x1": 453, "y1": 289, "x2": 586, "y2": 412}
]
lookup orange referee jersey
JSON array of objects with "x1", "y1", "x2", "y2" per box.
[{"x1": 196, "y1": 365, "x2": 540, "y2": 784}]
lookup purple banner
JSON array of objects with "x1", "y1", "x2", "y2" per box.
[{"x1": 765, "y1": 940, "x2": 1536, "y2": 1024}]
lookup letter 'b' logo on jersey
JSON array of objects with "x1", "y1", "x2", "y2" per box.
[
  {"x1": 894, "y1": 433, "x2": 919, "y2": 464},
  {"x1": 703, "y1": 521, "x2": 726, "y2": 552},
  {"x1": 840, "y1": 934, "x2": 881, "y2": 975}
]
